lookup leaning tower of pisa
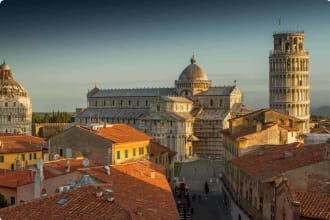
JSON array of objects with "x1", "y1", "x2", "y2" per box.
[{"x1": 269, "y1": 31, "x2": 310, "y2": 133}]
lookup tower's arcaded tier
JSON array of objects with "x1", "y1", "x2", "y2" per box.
[{"x1": 269, "y1": 31, "x2": 310, "y2": 133}]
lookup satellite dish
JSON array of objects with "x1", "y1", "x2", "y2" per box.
[{"x1": 82, "y1": 158, "x2": 89, "y2": 167}]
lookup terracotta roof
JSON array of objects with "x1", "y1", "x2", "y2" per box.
[
  {"x1": 0, "y1": 170, "x2": 54, "y2": 188},
  {"x1": 310, "y1": 127, "x2": 330, "y2": 134},
  {"x1": 0, "y1": 136, "x2": 45, "y2": 154},
  {"x1": 79, "y1": 124, "x2": 151, "y2": 143},
  {"x1": 278, "y1": 124, "x2": 299, "y2": 132},
  {"x1": 293, "y1": 192, "x2": 330, "y2": 219},
  {"x1": 168, "y1": 150, "x2": 177, "y2": 157},
  {"x1": 221, "y1": 122, "x2": 277, "y2": 140},
  {"x1": 79, "y1": 160, "x2": 179, "y2": 220},
  {"x1": 229, "y1": 108, "x2": 300, "y2": 121},
  {"x1": 150, "y1": 142, "x2": 170, "y2": 156},
  {"x1": 44, "y1": 158, "x2": 101, "y2": 174},
  {"x1": 230, "y1": 143, "x2": 325, "y2": 179},
  {"x1": 0, "y1": 185, "x2": 132, "y2": 220}
]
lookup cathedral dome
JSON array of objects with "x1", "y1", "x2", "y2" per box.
[
  {"x1": 178, "y1": 55, "x2": 208, "y2": 81},
  {"x1": 0, "y1": 62, "x2": 11, "y2": 71},
  {"x1": 0, "y1": 62, "x2": 28, "y2": 97}
]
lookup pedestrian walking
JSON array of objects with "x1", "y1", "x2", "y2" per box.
[{"x1": 204, "y1": 181, "x2": 209, "y2": 197}]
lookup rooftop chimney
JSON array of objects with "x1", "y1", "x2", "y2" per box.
[
  {"x1": 65, "y1": 159, "x2": 70, "y2": 172},
  {"x1": 104, "y1": 165, "x2": 110, "y2": 175},
  {"x1": 150, "y1": 171, "x2": 156, "y2": 179},
  {"x1": 34, "y1": 159, "x2": 44, "y2": 199},
  {"x1": 256, "y1": 121, "x2": 262, "y2": 132},
  {"x1": 283, "y1": 151, "x2": 293, "y2": 159},
  {"x1": 96, "y1": 187, "x2": 103, "y2": 198}
]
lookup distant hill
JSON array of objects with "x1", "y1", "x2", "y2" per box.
[{"x1": 311, "y1": 106, "x2": 330, "y2": 117}]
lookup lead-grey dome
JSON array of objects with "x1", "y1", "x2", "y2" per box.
[{"x1": 178, "y1": 56, "x2": 208, "y2": 81}]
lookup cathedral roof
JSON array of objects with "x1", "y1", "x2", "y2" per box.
[
  {"x1": 78, "y1": 108, "x2": 148, "y2": 119},
  {"x1": 196, "y1": 86, "x2": 236, "y2": 96},
  {"x1": 0, "y1": 61, "x2": 28, "y2": 97},
  {"x1": 161, "y1": 96, "x2": 193, "y2": 103},
  {"x1": 195, "y1": 109, "x2": 230, "y2": 120},
  {"x1": 178, "y1": 55, "x2": 208, "y2": 81},
  {"x1": 89, "y1": 88, "x2": 176, "y2": 98}
]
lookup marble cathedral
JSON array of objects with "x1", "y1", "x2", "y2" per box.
[{"x1": 76, "y1": 56, "x2": 250, "y2": 161}]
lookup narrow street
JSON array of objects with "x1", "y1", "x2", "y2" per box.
[{"x1": 176, "y1": 159, "x2": 232, "y2": 220}]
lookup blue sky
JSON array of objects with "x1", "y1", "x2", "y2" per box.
[{"x1": 0, "y1": 0, "x2": 329, "y2": 112}]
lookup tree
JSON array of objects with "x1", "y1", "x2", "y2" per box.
[{"x1": 0, "y1": 193, "x2": 8, "y2": 208}]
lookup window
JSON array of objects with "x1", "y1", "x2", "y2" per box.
[
  {"x1": 30, "y1": 152, "x2": 37, "y2": 160},
  {"x1": 141, "y1": 147, "x2": 144, "y2": 155},
  {"x1": 116, "y1": 151, "x2": 121, "y2": 160},
  {"x1": 21, "y1": 154, "x2": 25, "y2": 161},
  {"x1": 133, "y1": 148, "x2": 136, "y2": 157},
  {"x1": 259, "y1": 196, "x2": 263, "y2": 213},
  {"x1": 59, "y1": 149, "x2": 64, "y2": 157},
  {"x1": 5, "y1": 102, "x2": 8, "y2": 107},
  {"x1": 125, "y1": 149, "x2": 128, "y2": 158},
  {"x1": 10, "y1": 196, "x2": 15, "y2": 205},
  {"x1": 0, "y1": 156, "x2": 4, "y2": 163}
]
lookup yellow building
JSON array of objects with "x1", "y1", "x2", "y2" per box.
[
  {"x1": 49, "y1": 124, "x2": 152, "y2": 165},
  {"x1": 0, "y1": 136, "x2": 45, "y2": 170},
  {"x1": 221, "y1": 108, "x2": 304, "y2": 162},
  {"x1": 149, "y1": 142, "x2": 177, "y2": 181}
]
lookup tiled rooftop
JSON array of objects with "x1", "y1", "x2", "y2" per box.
[
  {"x1": 230, "y1": 143, "x2": 325, "y2": 179},
  {"x1": 79, "y1": 160, "x2": 179, "y2": 220},
  {"x1": 0, "y1": 136, "x2": 45, "y2": 154},
  {"x1": 150, "y1": 142, "x2": 171, "y2": 156},
  {"x1": 293, "y1": 192, "x2": 330, "y2": 219},
  {"x1": 0, "y1": 185, "x2": 132, "y2": 220},
  {"x1": 79, "y1": 124, "x2": 152, "y2": 143},
  {"x1": 0, "y1": 170, "x2": 54, "y2": 188},
  {"x1": 44, "y1": 158, "x2": 101, "y2": 174},
  {"x1": 222, "y1": 122, "x2": 277, "y2": 140}
]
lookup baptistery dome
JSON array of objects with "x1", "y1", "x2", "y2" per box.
[
  {"x1": 0, "y1": 61, "x2": 32, "y2": 135},
  {"x1": 0, "y1": 62, "x2": 28, "y2": 97}
]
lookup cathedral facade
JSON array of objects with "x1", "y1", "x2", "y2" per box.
[
  {"x1": 76, "y1": 56, "x2": 249, "y2": 161},
  {"x1": 0, "y1": 62, "x2": 32, "y2": 135}
]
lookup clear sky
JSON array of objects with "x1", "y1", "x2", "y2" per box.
[{"x1": 0, "y1": 0, "x2": 329, "y2": 112}]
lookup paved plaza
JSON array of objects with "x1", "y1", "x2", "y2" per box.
[{"x1": 177, "y1": 159, "x2": 232, "y2": 220}]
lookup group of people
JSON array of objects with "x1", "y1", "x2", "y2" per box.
[{"x1": 174, "y1": 181, "x2": 210, "y2": 219}]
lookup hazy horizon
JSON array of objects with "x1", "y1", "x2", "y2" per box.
[{"x1": 0, "y1": 0, "x2": 329, "y2": 112}]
